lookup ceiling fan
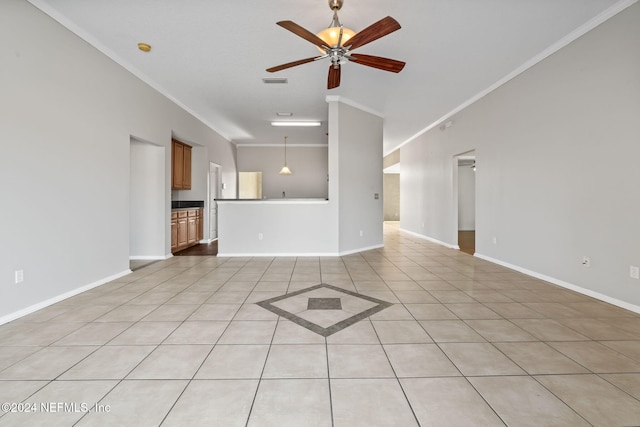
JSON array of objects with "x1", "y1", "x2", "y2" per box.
[{"x1": 266, "y1": 0, "x2": 405, "y2": 89}]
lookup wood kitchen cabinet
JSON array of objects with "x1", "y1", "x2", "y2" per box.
[
  {"x1": 171, "y1": 139, "x2": 192, "y2": 190},
  {"x1": 187, "y1": 210, "x2": 198, "y2": 245},
  {"x1": 196, "y1": 209, "x2": 203, "y2": 241},
  {"x1": 171, "y1": 208, "x2": 203, "y2": 253},
  {"x1": 171, "y1": 211, "x2": 178, "y2": 252},
  {"x1": 177, "y1": 211, "x2": 189, "y2": 248}
]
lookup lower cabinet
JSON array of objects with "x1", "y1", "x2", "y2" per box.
[
  {"x1": 187, "y1": 210, "x2": 197, "y2": 245},
  {"x1": 171, "y1": 212, "x2": 178, "y2": 252},
  {"x1": 171, "y1": 208, "x2": 203, "y2": 253}
]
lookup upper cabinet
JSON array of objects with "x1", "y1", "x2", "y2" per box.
[{"x1": 172, "y1": 139, "x2": 192, "y2": 190}]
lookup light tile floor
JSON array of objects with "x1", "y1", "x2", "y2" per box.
[{"x1": 1, "y1": 223, "x2": 640, "y2": 426}]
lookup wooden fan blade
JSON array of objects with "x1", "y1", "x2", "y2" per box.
[
  {"x1": 345, "y1": 16, "x2": 401, "y2": 51},
  {"x1": 328, "y1": 65, "x2": 341, "y2": 89},
  {"x1": 277, "y1": 21, "x2": 328, "y2": 49},
  {"x1": 348, "y1": 53, "x2": 406, "y2": 73},
  {"x1": 266, "y1": 57, "x2": 320, "y2": 73}
]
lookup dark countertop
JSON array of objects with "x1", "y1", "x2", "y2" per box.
[
  {"x1": 215, "y1": 198, "x2": 328, "y2": 201},
  {"x1": 171, "y1": 207, "x2": 203, "y2": 211},
  {"x1": 171, "y1": 200, "x2": 204, "y2": 209}
]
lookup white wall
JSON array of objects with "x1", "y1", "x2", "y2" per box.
[
  {"x1": 217, "y1": 99, "x2": 383, "y2": 256},
  {"x1": 334, "y1": 101, "x2": 384, "y2": 252},
  {"x1": 401, "y1": 3, "x2": 640, "y2": 309},
  {"x1": 217, "y1": 201, "x2": 338, "y2": 255},
  {"x1": 237, "y1": 146, "x2": 328, "y2": 199},
  {"x1": 457, "y1": 165, "x2": 476, "y2": 230},
  {"x1": 130, "y1": 139, "x2": 165, "y2": 258},
  {"x1": 384, "y1": 173, "x2": 400, "y2": 221},
  {"x1": 0, "y1": 0, "x2": 237, "y2": 322}
]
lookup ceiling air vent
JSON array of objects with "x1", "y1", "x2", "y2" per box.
[{"x1": 262, "y1": 78, "x2": 288, "y2": 84}]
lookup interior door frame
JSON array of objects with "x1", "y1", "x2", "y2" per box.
[
  {"x1": 129, "y1": 136, "x2": 166, "y2": 260},
  {"x1": 209, "y1": 162, "x2": 222, "y2": 241},
  {"x1": 453, "y1": 150, "x2": 476, "y2": 253}
]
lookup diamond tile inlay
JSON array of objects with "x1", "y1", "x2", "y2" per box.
[
  {"x1": 308, "y1": 298, "x2": 342, "y2": 310},
  {"x1": 255, "y1": 283, "x2": 393, "y2": 337}
]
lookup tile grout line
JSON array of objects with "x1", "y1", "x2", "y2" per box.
[
  {"x1": 74, "y1": 256, "x2": 228, "y2": 425},
  {"x1": 244, "y1": 256, "x2": 289, "y2": 427}
]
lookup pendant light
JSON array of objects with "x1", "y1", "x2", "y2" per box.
[{"x1": 279, "y1": 136, "x2": 292, "y2": 175}]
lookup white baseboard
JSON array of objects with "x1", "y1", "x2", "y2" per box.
[
  {"x1": 474, "y1": 253, "x2": 640, "y2": 315},
  {"x1": 400, "y1": 228, "x2": 459, "y2": 250},
  {"x1": 0, "y1": 269, "x2": 132, "y2": 326},
  {"x1": 398, "y1": 227, "x2": 640, "y2": 314},
  {"x1": 339, "y1": 243, "x2": 385, "y2": 256},
  {"x1": 218, "y1": 252, "x2": 339, "y2": 257},
  {"x1": 218, "y1": 243, "x2": 384, "y2": 258},
  {"x1": 129, "y1": 255, "x2": 170, "y2": 260}
]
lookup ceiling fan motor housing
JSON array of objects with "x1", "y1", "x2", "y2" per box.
[{"x1": 328, "y1": 0, "x2": 344, "y2": 11}]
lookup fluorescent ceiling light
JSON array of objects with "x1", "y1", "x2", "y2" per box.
[{"x1": 271, "y1": 121, "x2": 321, "y2": 127}]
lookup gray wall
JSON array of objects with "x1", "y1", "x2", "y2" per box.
[
  {"x1": 384, "y1": 174, "x2": 400, "y2": 221},
  {"x1": 383, "y1": 150, "x2": 400, "y2": 169},
  {"x1": 237, "y1": 146, "x2": 328, "y2": 199},
  {"x1": 457, "y1": 165, "x2": 476, "y2": 230},
  {"x1": 1, "y1": 0, "x2": 237, "y2": 321},
  {"x1": 335, "y1": 102, "x2": 384, "y2": 251},
  {"x1": 401, "y1": 3, "x2": 640, "y2": 309}
]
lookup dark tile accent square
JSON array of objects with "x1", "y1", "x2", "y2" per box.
[
  {"x1": 308, "y1": 298, "x2": 342, "y2": 310},
  {"x1": 255, "y1": 283, "x2": 393, "y2": 337}
]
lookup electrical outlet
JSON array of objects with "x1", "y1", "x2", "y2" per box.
[
  {"x1": 15, "y1": 270, "x2": 24, "y2": 284},
  {"x1": 258, "y1": 233, "x2": 263, "y2": 241},
  {"x1": 359, "y1": 230, "x2": 364, "y2": 237},
  {"x1": 492, "y1": 237, "x2": 497, "y2": 245},
  {"x1": 631, "y1": 266, "x2": 640, "y2": 280},
  {"x1": 582, "y1": 256, "x2": 591, "y2": 268}
]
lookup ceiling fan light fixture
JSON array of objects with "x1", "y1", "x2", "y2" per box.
[
  {"x1": 316, "y1": 6, "x2": 355, "y2": 53},
  {"x1": 316, "y1": 25, "x2": 356, "y2": 50}
]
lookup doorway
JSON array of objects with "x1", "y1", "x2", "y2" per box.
[
  {"x1": 209, "y1": 162, "x2": 222, "y2": 241},
  {"x1": 383, "y1": 163, "x2": 400, "y2": 221},
  {"x1": 455, "y1": 151, "x2": 476, "y2": 255},
  {"x1": 129, "y1": 138, "x2": 165, "y2": 262}
]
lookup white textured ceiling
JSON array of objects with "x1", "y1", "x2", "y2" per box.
[{"x1": 28, "y1": 0, "x2": 626, "y2": 153}]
